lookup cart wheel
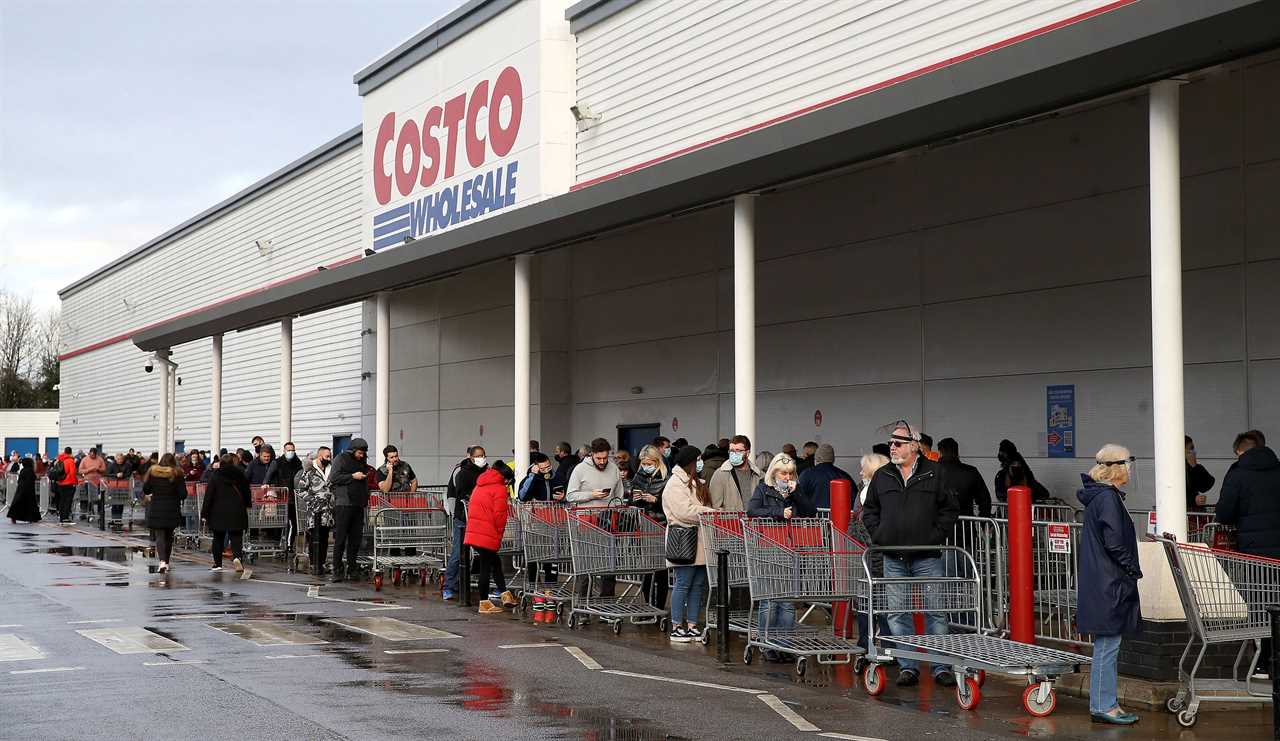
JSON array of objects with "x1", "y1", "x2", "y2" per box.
[
  {"x1": 956, "y1": 676, "x2": 982, "y2": 711},
  {"x1": 1165, "y1": 696, "x2": 1186, "y2": 713},
  {"x1": 863, "y1": 664, "x2": 885, "y2": 696},
  {"x1": 567, "y1": 613, "x2": 578, "y2": 630},
  {"x1": 795, "y1": 657, "x2": 807, "y2": 677},
  {"x1": 612, "y1": 621, "x2": 622, "y2": 636},
  {"x1": 699, "y1": 628, "x2": 710, "y2": 646},
  {"x1": 1177, "y1": 710, "x2": 1198, "y2": 728},
  {"x1": 1021, "y1": 684, "x2": 1056, "y2": 717},
  {"x1": 974, "y1": 670, "x2": 986, "y2": 687},
  {"x1": 556, "y1": 603, "x2": 565, "y2": 616},
  {"x1": 374, "y1": 573, "x2": 384, "y2": 592},
  {"x1": 743, "y1": 646, "x2": 754, "y2": 665},
  {"x1": 659, "y1": 617, "x2": 669, "y2": 633}
]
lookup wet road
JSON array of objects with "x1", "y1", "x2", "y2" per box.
[{"x1": 0, "y1": 520, "x2": 1270, "y2": 741}]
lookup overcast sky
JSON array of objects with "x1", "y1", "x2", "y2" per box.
[{"x1": 0, "y1": 0, "x2": 460, "y2": 311}]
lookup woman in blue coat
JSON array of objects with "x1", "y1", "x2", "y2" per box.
[{"x1": 1077, "y1": 443, "x2": 1142, "y2": 725}]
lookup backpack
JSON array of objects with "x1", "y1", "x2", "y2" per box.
[{"x1": 48, "y1": 459, "x2": 65, "y2": 482}]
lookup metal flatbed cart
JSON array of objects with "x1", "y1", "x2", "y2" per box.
[
  {"x1": 698, "y1": 511, "x2": 750, "y2": 645},
  {"x1": 566, "y1": 506, "x2": 667, "y2": 635},
  {"x1": 371, "y1": 507, "x2": 447, "y2": 591},
  {"x1": 1159, "y1": 536, "x2": 1275, "y2": 727},
  {"x1": 741, "y1": 517, "x2": 866, "y2": 676},
  {"x1": 862, "y1": 545, "x2": 1089, "y2": 716}
]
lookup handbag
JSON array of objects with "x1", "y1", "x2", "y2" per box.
[{"x1": 665, "y1": 524, "x2": 699, "y2": 564}]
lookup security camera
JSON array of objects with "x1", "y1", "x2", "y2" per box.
[
  {"x1": 144, "y1": 360, "x2": 154, "y2": 373},
  {"x1": 570, "y1": 103, "x2": 601, "y2": 132}
]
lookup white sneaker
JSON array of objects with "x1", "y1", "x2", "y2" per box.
[
  {"x1": 210, "y1": 565, "x2": 223, "y2": 572},
  {"x1": 158, "y1": 562, "x2": 169, "y2": 574},
  {"x1": 232, "y1": 558, "x2": 244, "y2": 573}
]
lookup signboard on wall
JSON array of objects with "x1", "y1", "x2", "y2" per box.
[
  {"x1": 1046, "y1": 384, "x2": 1075, "y2": 458},
  {"x1": 359, "y1": 0, "x2": 573, "y2": 253}
]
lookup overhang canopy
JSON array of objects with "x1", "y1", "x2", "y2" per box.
[{"x1": 133, "y1": 0, "x2": 1280, "y2": 353}]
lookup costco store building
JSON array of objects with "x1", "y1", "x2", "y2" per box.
[{"x1": 59, "y1": 0, "x2": 1280, "y2": 540}]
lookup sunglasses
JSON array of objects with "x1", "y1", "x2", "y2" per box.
[{"x1": 888, "y1": 440, "x2": 912, "y2": 448}]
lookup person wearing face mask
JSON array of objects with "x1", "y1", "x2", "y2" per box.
[
  {"x1": 745, "y1": 453, "x2": 814, "y2": 659},
  {"x1": 443, "y1": 445, "x2": 489, "y2": 600},
  {"x1": 328, "y1": 438, "x2": 372, "y2": 583},
  {"x1": 517, "y1": 453, "x2": 561, "y2": 593},
  {"x1": 662, "y1": 445, "x2": 714, "y2": 642},
  {"x1": 550, "y1": 441, "x2": 580, "y2": 495},
  {"x1": 629, "y1": 445, "x2": 669, "y2": 611},
  {"x1": 708, "y1": 435, "x2": 760, "y2": 511},
  {"x1": 295, "y1": 446, "x2": 335, "y2": 575},
  {"x1": 862, "y1": 421, "x2": 959, "y2": 688}
]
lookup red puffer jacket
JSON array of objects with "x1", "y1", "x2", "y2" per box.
[{"x1": 463, "y1": 469, "x2": 509, "y2": 552}]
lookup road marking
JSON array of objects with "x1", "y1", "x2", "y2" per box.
[
  {"x1": 208, "y1": 621, "x2": 327, "y2": 647},
  {"x1": 499, "y1": 643, "x2": 562, "y2": 649},
  {"x1": 564, "y1": 646, "x2": 601, "y2": 670},
  {"x1": 758, "y1": 694, "x2": 820, "y2": 732},
  {"x1": 356, "y1": 606, "x2": 412, "y2": 612},
  {"x1": 383, "y1": 649, "x2": 449, "y2": 655},
  {"x1": 601, "y1": 670, "x2": 765, "y2": 694},
  {"x1": 10, "y1": 666, "x2": 83, "y2": 675},
  {"x1": 143, "y1": 660, "x2": 208, "y2": 666},
  {"x1": 0, "y1": 624, "x2": 23, "y2": 628},
  {"x1": 322, "y1": 617, "x2": 459, "y2": 642},
  {"x1": 77, "y1": 627, "x2": 188, "y2": 654},
  {"x1": 265, "y1": 654, "x2": 326, "y2": 660},
  {"x1": 67, "y1": 619, "x2": 121, "y2": 625},
  {"x1": 0, "y1": 634, "x2": 44, "y2": 662},
  {"x1": 819, "y1": 734, "x2": 889, "y2": 741}
]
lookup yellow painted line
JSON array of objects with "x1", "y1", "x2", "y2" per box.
[
  {"x1": 563, "y1": 646, "x2": 601, "y2": 670},
  {"x1": 758, "y1": 694, "x2": 820, "y2": 732}
]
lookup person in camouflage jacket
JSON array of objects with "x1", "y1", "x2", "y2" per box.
[{"x1": 294, "y1": 449, "x2": 335, "y2": 575}]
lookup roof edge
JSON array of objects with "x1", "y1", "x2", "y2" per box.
[
  {"x1": 352, "y1": 0, "x2": 519, "y2": 97},
  {"x1": 59, "y1": 125, "x2": 362, "y2": 299},
  {"x1": 565, "y1": 0, "x2": 642, "y2": 34}
]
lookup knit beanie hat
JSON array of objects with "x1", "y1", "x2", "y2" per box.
[
  {"x1": 673, "y1": 445, "x2": 701, "y2": 470},
  {"x1": 816, "y1": 444, "x2": 835, "y2": 465}
]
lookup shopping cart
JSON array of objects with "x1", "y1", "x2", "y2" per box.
[
  {"x1": 1159, "y1": 536, "x2": 1276, "y2": 727},
  {"x1": 244, "y1": 485, "x2": 289, "y2": 562},
  {"x1": 519, "y1": 502, "x2": 576, "y2": 621},
  {"x1": 178, "y1": 482, "x2": 204, "y2": 549},
  {"x1": 102, "y1": 479, "x2": 133, "y2": 529},
  {"x1": 76, "y1": 479, "x2": 98, "y2": 520},
  {"x1": 499, "y1": 505, "x2": 526, "y2": 597},
  {"x1": 371, "y1": 507, "x2": 448, "y2": 591},
  {"x1": 566, "y1": 506, "x2": 667, "y2": 635},
  {"x1": 741, "y1": 517, "x2": 866, "y2": 676},
  {"x1": 861, "y1": 545, "x2": 1089, "y2": 716},
  {"x1": 699, "y1": 511, "x2": 750, "y2": 645}
]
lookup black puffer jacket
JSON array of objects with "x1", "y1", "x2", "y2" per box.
[
  {"x1": 330, "y1": 449, "x2": 371, "y2": 508},
  {"x1": 143, "y1": 467, "x2": 187, "y2": 529},
  {"x1": 627, "y1": 468, "x2": 667, "y2": 523},
  {"x1": 201, "y1": 465, "x2": 251, "y2": 531},
  {"x1": 1216, "y1": 446, "x2": 1280, "y2": 558},
  {"x1": 862, "y1": 458, "x2": 959, "y2": 550},
  {"x1": 446, "y1": 458, "x2": 486, "y2": 521}
]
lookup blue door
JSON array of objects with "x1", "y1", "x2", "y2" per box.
[
  {"x1": 4, "y1": 438, "x2": 38, "y2": 459},
  {"x1": 44, "y1": 437, "x2": 59, "y2": 459},
  {"x1": 174, "y1": 440, "x2": 185, "y2": 454},
  {"x1": 333, "y1": 435, "x2": 352, "y2": 455},
  {"x1": 617, "y1": 424, "x2": 660, "y2": 463}
]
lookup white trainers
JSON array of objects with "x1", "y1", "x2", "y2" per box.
[
  {"x1": 210, "y1": 565, "x2": 223, "y2": 572},
  {"x1": 158, "y1": 562, "x2": 169, "y2": 574},
  {"x1": 232, "y1": 558, "x2": 244, "y2": 573}
]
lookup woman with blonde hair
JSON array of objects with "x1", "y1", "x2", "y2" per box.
[
  {"x1": 1077, "y1": 443, "x2": 1141, "y2": 725},
  {"x1": 630, "y1": 444, "x2": 669, "y2": 611},
  {"x1": 746, "y1": 453, "x2": 816, "y2": 660}
]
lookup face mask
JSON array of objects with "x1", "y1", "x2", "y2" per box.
[
  {"x1": 696, "y1": 459, "x2": 704, "y2": 474},
  {"x1": 728, "y1": 452, "x2": 745, "y2": 467},
  {"x1": 320, "y1": 458, "x2": 330, "y2": 467},
  {"x1": 775, "y1": 479, "x2": 792, "y2": 494},
  {"x1": 662, "y1": 448, "x2": 671, "y2": 459},
  {"x1": 541, "y1": 471, "x2": 552, "y2": 480},
  {"x1": 472, "y1": 456, "x2": 487, "y2": 468},
  {"x1": 640, "y1": 464, "x2": 657, "y2": 475},
  {"x1": 284, "y1": 451, "x2": 295, "y2": 460}
]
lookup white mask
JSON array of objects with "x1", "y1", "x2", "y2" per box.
[
  {"x1": 284, "y1": 451, "x2": 296, "y2": 460},
  {"x1": 473, "y1": 456, "x2": 487, "y2": 468}
]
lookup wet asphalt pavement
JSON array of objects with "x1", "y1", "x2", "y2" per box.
[{"x1": 0, "y1": 520, "x2": 1271, "y2": 741}]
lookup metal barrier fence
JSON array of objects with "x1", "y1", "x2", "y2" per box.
[
  {"x1": 1127, "y1": 509, "x2": 1235, "y2": 547},
  {"x1": 992, "y1": 501, "x2": 1081, "y2": 523}
]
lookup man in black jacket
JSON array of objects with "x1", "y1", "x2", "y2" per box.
[
  {"x1": 1216, "y1": 433, "x2": 1280, "y2": 559},
  {"x1": 550, "y1": 441, "x2": 580, "y2": 494},
  {"x1": 443, "y1": 445, "x2": 489, "y2": 599},
  {"x1": 862, "y1": 421, "x2": 959, "y2": 688},
  {"x1": 796, "y1": 443, "x2": 854, "y2": 510},
  {"x1": 327, "y1": 438, "x2": 370, "y2": 582},
  {"x1": 937, "y1": 438, "x2": 992, "y2": 517},
  {"x1": 1184, "y1": 435, "x2": 1215, "y2": 512}
]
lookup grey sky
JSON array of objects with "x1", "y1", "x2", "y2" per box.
[{"x1": 0, "y1": 0, "x2": 460, "y2": 310}]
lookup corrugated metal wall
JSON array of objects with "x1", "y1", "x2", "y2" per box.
[
  {"x1": 60, "y1": 146, "x2": 365, "y2": 456},
  {"x1": 572, "y1": 0, "x2": 1123, "y2": 184}
]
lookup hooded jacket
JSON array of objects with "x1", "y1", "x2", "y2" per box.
[
  {"x1": 550, "y1": 453, "x2": 580, "y2": 492},
  {"x1": 295, "y1": 459, "x2": 335, "y2": 529},
  {"x1": 55, "y1": 452, "x2": 78, "y2": 487},
  {"x1": 861, "y1": 457, "x2": 958, "y2": 551},
  {"x1": 517, "y1": 470, "x2": 555, "y2": 503},
  {"x1": 265, "y1": 452, "x2": 303, "y2": 492},
  {"x1": 707, "y1": 458, "x2": 760, "y2": 511},
  {"x1": 446, "y1": 458, "x2": 488, "y2": 521},
  {"x1": 1216, "y1": 446, "x2": 1280, "y2": 558},
  {"x1": 201, "y1": 464, "x2": 252, "y2": 531},
  {"x1": 143, "y1": 465, "x2": 188, "y2": 530},
  {"x1": 329, "y1": 441, "x2": 371, "y2": 508},
  {"x1": 1077, "y1": 475, "x2": 1142, "y2": 636},
  {"x1": 994, "y1": 440, "x2": 1051, "y2": 503},
  {"x1": 463, "y1": 469, "x2": 510, "y2": 552}
]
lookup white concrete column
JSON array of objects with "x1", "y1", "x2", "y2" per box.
[
  {"x1": 1150, "y1": 80, "x2": 1187, "y2": 542},
  {"x1": 156, "y1": 350, "x2": 170, "y2": 454},
  {"x1": 210, "y1": 335, "x2": 223, "y2": 454},
  {"x1": 513, "y1": 254, "x2": 532, "y2": 479},
  {"x1": 375, "y1": 292, "x2": 391, "y2": 468},
  {"x1": 280, "y1": 318, "x2": 293, "y2": 445},
  {"x1": 168, "y1": 367, "x2": 177, "y2": 452},
  {"x1": 733, "y1": 194, "x2": 756, "y2": 447}
]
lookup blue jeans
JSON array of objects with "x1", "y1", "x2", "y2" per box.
[
  {"x1": 884, "y1": 554, "x2": 949, "y2": 677},
  {"x1": 444, "y1": 520, "x2": 466, "y2": 592},
  {"x1": 1090, "y1": 634, "x2": 1122, "y2": 713},
  {"x1": 757, "y1": 600, "x2": 796, "y2": 634},
  {"x1": 670, "y1": 566, "x2": 707, "y2": 626}
]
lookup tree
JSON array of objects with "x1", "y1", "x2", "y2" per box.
[{"x1": 0, "y1": 290, "x2": 59, "y2": 409}]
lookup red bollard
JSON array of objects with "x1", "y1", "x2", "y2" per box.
[
  {"x1": 830, "y1": 479, "x2": 853, "y2": 638},
  {"x1": 1006, "y1": 484, "x2": 1035, "y2": 644}
]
